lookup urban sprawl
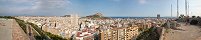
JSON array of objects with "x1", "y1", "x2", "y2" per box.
[{"x1": 2, "y1": 13, "x2": 201, "y2": 40}]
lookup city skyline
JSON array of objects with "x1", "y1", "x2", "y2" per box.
[{"x1": 0, "y1": 0, "x2": 201, "y2": 17}]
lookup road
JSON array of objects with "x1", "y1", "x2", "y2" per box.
[
  {"x1": 0, "y1": 18, "x2": 30, "y2": 40},
  {"x1": 163, "y1": 23, "x2": 201, "y2": 40}
]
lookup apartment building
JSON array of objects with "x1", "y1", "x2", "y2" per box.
[{"x1": 100, "y1": 25, "x2": 139, "y2": 40}]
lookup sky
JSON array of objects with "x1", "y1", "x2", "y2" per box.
[{"x1": 0, "y1": 0, "x2": 201, "y2": 17}]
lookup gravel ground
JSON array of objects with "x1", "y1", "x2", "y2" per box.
[{"x1": 163, "y1": 23, "x2": 201, "y2": 40}]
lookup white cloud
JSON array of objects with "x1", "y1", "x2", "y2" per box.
[
  {"x1": 139, "y1": 0, "x2": 146, "y2": 4},
  {"x1": 31, "y1": 0, "x2": 71, "y2": 16},
  {"x1": 10, "y1": 0, "x2": 34, "y2": 3},
  {"x1": 33, "y1": 0, "x2": 70, "y2": 9},
  {"x1": 0, "y1": 0, "x2": 71, "y2": 16}
]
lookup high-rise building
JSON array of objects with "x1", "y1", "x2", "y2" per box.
[{"x1": 157, "y1": 14, "x2": 160, "y2": 19}]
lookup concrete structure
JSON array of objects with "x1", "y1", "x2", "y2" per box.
[{"x1": 0, "y1": 18, "x2": 30, "y2": 40}]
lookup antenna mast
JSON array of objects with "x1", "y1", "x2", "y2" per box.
[
  {"x1": 177, "y1": 0, "x2": 179, "y2": 17},
  {"x1": 187, "y1": 1, "x2": 190, "y2": 16},
  {"x1": 185, "y1": 0, "x2": 188, "y2": 16},
  {"x1": 171, "y1": 4, "x2": 173, "y2": 18}
]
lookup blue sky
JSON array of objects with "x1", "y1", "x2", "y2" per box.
[{"x1": 0, "y1": 0, "x2": 201, "y2": 17}]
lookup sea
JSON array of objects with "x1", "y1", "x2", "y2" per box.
[{"x1": 109, "y1": 17, "x2": 175, "y2": 19}]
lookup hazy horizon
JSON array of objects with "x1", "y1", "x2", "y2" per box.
[{"x1": 0, "y1": 0, "x2": 201, "y2": 17}]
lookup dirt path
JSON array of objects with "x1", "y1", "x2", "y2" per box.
[{"x1": 164, "y1": 23, "x2": 201, "y2": 40}]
